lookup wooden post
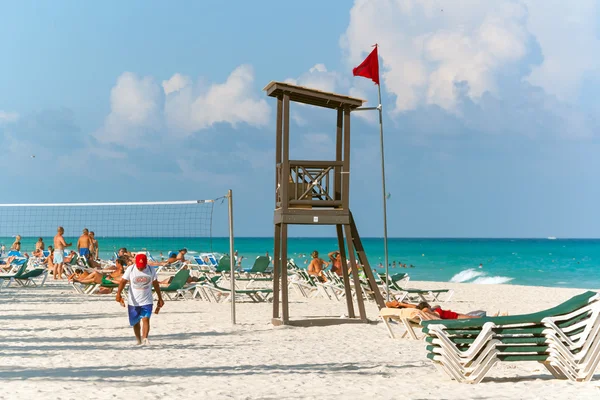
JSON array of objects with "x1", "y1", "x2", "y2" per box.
[
  {"x1": 344, "y1": 224, "x2": 367, "y2": 320},
  {"x1": 281, "y1": 223, "x2": 289, "y2": 323},
  {"x1": 335, "y1": 108, "x2": 343, "y2": 202},
  {"x1": 342, "y1": 107, "x2": 351, "y2": 210},
  {"x1": 336, "y1": 224, "x2": 355, "y2": 318},
  {"x1": 281, "y1": 94, "x2": 290, "y2": 213},
  {"x1": 275, "y1": 96, "x2": 283, "y2": 206},
  {"x1": 272, "y1": 223, "x2": 281, "y2": 319}
]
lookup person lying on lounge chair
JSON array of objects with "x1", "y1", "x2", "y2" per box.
[
  {"x1": 385, "y1": 300, "x2": 503, "y2": 319},
  {"x1": 158, "y1": 273, "x2": 200, "y2": 286},
  {"x1": 72, "y1": 258, "x2": 125, "y2": 285}
]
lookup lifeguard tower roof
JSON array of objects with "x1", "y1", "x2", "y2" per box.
[{"x1": 263, "y1": 81, "x2": 365, "y2": 110}]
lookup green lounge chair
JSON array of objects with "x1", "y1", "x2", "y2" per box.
[
  {"x1": 242, "y1": 256, "x2": 271, "y2": 276},
  {"x1": 422, "y1": 291, "x2": 600, "y2": 383},
  {"x1": 202, "y1": 275, "x2": 273, "y2": 303},
  {"x1": 0, "y1": 262, "x2": 29, "y2": 290},
  {"x1": 215, "y1": 255, "x2": 231, "y2": 273},
  {"x1": 157, "y1": 268, "x2": 190, "y2": 300},
  {"x1": 12, "y1": 268, "x2": 48, "y2": 287}
]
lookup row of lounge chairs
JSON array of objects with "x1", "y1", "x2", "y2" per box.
[
  {"x1": 379, "y1": 290, "x2": 600, "y2": 383},
  {"x1": 288, "y1": 260, "x2": 453, "y2": 304},
  {"x1": 421, "y1": 291, "x2": 600, "y2": 383}
]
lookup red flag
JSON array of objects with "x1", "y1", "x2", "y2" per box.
[{"x1": 353, "y1": 45, "x2": 380, "y2": 85}]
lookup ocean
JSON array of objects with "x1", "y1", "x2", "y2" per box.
[{"x1": 3, "y1": 237, "x2": 597, "y2": 289}]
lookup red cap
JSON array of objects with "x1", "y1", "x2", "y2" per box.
[{"x1": 135, "y1": 253, "x2": 148, "y2": 268}]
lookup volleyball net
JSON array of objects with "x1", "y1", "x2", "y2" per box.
[{"x1": 0, "y1": 197, "x2": 229, "y2": 260}]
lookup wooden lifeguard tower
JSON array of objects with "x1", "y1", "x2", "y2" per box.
[{"x1": 264, "y1": 81, "x2": 385, "y2": 326}]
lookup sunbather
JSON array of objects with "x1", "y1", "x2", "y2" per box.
[
  {"x1": 117, "y1": 248, "x2": 135, "y2": 265},
  {"x1": 176, "y1": 249, "x2": 188, "y2": 262},
  {"x1": 35, "y1": 237, "x2": 45, "y2": 251},
  {"x1": 308, "y1": 250, "x2": 329, "y2": 282},
  {"x1": 385, "y1": 301, "x2": 501, "y2": 319},
  {"x1": 72, "y1": 258, "x2": 125, "y2": 285},
  {"x1": 328, "y1": 250, "x2": 344, "y2": 277},
  {"x1": 159, "y1": 270, "x2": 200, "y2": 286}
]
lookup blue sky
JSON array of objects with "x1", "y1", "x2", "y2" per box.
[{"x1": 0, "y1": 0, "x2": 599, "y2": 238}]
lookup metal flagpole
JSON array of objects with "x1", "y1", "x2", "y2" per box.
[
  {"x1": 228, "y1": 189, "x2": 236, "y2": 324},
  {"x1": 377, "y1": 83, "x2": 390, "y2": 303}
]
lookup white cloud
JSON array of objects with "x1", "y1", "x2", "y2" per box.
[
  {"x1": 164, "y1": 65, "x2": 270, "y2": 134},
  {"x1": 96, "y1": 65, "x2": 270, "y2": 147},
  {"x1": 341, "y1": 0, "x2": 530, "y2": 112},
  {"x1": 524, "y1": 0, "x2": 600, "y2": 101},
  {"x1": 342, "y1": 0, "x2": 600, "y2": 112},
  {"x1": 162, "y1": 73, "x2": 191, "y2": 95},
  {"x1": 95, "y1": 72, "x2": 161, "y2": 147},
  {"x1": 0, "y1": 111, "x2": 19, "y2": 123},
  {"x1": 287, "y1": 63, "x2": 342, "y2": 93}
]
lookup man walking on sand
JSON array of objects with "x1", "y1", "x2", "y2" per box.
[
  {"x1": 116, "y1": 254, "x2": 164, "y2": 345},
  {"x1": 53, "y1": 227, "x2": 72, "y2": 280}
]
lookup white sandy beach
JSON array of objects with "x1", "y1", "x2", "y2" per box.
[{"x1": 0, "y1": 280, "x2": 598, "y2": 400}]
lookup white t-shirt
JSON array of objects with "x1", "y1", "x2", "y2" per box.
[{"x1": 123, "y1": 265, "x2": 157, "y2": 306}]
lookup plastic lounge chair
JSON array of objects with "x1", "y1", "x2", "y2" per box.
[
  {"x1": 202, "y1": 275, "x2": 273, "y2": 303},
  {"x1": 192, "y1": 256, "x2": 213, "y2": 273},
  {"x1": 242, "y1": 256, "x2": 271, "y2": 276},
  {"x1": 12, "y1": 268, "x2": 48, "y2": 287},
  {"x1": 378, "y1": 272, "x2": 410, "y2": 292},
  {"x1": 380, "y1": 307, "x2": 439, "y2": 340},
  {"x1": 215, "y1": 255, "x2": 232, "y2": 273},
  {"x1": 0, "y1": 262, "x2": 30, "y2": 289},
  {"x1": 421, "y1": 291, "x2": 600, "y2": 383},
  {"x1": 157, "y1": 268, "x2": 190, "y2": 300}
]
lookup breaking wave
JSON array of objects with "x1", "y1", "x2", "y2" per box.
[
  {"x1": 450, "y1": 268, "x2": 484, "y2": 283},
  {"x1": 450, "y1": 268, "x2": 513, "y2": 285}
]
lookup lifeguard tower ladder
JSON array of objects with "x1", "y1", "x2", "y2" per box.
[{"x1": 264, "y1": 81, "x2": 385, "y2": 326}]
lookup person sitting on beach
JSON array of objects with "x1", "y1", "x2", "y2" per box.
[
  {"x1": 10, "y1": 235, "x2": 21, "y2": 253},
  {"x1": 328, "y1": 250, "x2": 344, "y2": 277},
  {"x1": 35, "y1": 237, "x2": 45, "y2": 251},
  {"x1": 64, "y1": 250, "x2": 77, "y2": 264},
  {"x1": 117, "y1": 248, "x2": 135, "y2": 265},
  {"x1": 308, "y1": 250, "x2": 329, "y2": 282},
  {"x1": 176, "y1": 249, "x2": 188, "y2": 262}
]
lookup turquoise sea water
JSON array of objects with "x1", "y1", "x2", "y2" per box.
[{"x1": 4, "y1": 237, "x2": 598, "y2": 289}]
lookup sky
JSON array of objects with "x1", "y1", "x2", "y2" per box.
[{"x1": 0, "y1": 0, "x2": 599, "y2": 238}]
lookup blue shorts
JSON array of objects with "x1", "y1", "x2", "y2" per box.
[
  {"x1": 128, "y1": 304, "x2": 153, "y2": 326},
  {"x1": 79, "y1": 248, "x2": 90, "y2": 257}
]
